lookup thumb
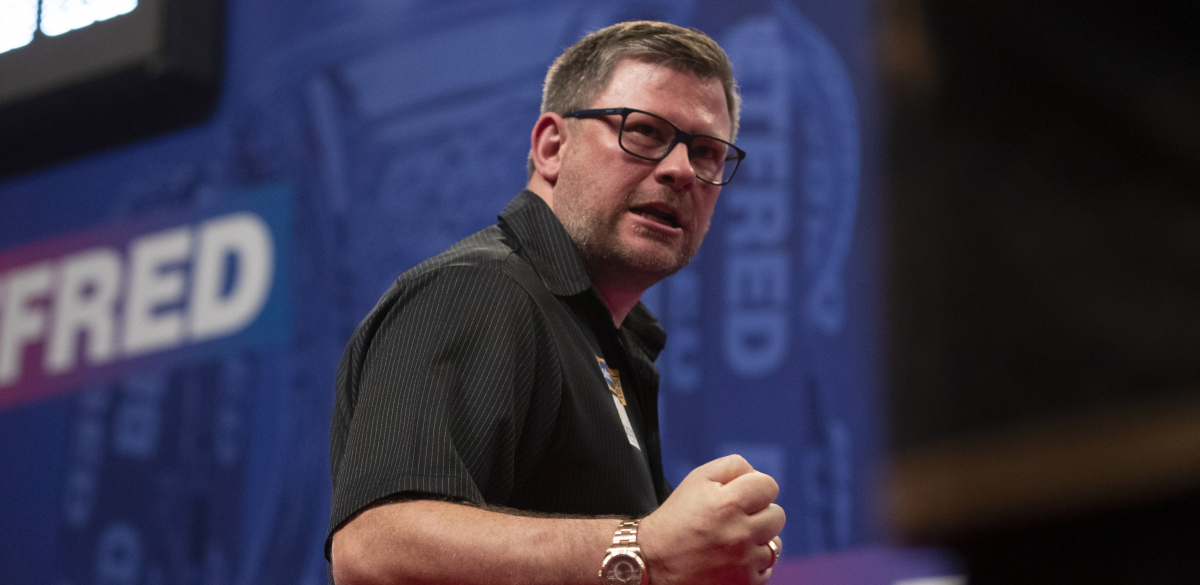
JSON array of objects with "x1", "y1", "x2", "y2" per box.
[{"x1": 696, "y1": 454, "x2": 756, "y2": 485}]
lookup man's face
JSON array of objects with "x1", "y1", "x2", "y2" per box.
[{"x1": 552, "y1": 59, "x2": 730, "y2": 284}]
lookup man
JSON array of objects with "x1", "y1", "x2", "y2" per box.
[{"x1": 328, "y1": 21, "x2": 785, "y2": 585}]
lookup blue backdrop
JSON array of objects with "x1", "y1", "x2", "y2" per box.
[{"x1": 0, "y1": 1, "x2": 913, "y2": 583}]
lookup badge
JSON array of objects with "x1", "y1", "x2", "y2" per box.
[
  {"x1": 595, "y1": 356, "x2": 626, "y2": 405},
  {"x1": 596, "y1": 356, "x2": 639, "y2": 450}
]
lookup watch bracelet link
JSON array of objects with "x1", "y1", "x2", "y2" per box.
[
  {"x1": 599, "y1": 519, "x2": 647, "y2": 582},
  {"x1": 611, "y1": 519, "x2": 639, "y2": 547}
]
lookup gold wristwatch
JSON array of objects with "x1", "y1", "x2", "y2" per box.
[{"x1": 599, "y1": 519, "x2": 648, "y2": 585}]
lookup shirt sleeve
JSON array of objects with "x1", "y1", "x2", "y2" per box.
[{"x1": 327, "y1": 263, "x2": 556, "y2": 540}]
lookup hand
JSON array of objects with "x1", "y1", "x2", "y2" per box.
[{"x1": 638, "y1": 455, "x2": 786, "y2": 585}]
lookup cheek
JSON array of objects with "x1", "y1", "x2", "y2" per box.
[
  {"x1": 569, "y1": 145, "x2": 630, "y2": 193},
  {"x1": 695, "y1": 191, "x2": 720, "y2": 226}
]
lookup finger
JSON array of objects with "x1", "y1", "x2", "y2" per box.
[
  {"x1": 753, "y1": 567, "x2": 772, "y2": 585},
  {"x1": 697, "y1": 454, "x2": 756, "y2": 485},
  {"x1": 756, "y1": 537, "x2": 783, "y2": 574},
  {"x1": 746, "y1": 503, "x2": 787, "y2": 544},
  {"x1": 723, "y1": 471, "x2": 779, "y2": 513}
]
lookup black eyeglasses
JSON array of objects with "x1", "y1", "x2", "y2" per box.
[{"x1": 563, "y1": 107, "x2": 746, "y2": 186}]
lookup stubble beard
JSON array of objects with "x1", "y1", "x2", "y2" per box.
[{"x1": 555, "y1": 183, "x2": 709, "y2": 284}]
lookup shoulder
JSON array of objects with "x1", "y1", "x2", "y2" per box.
[
  {"x1": 333, "y1": 225, "x2": 553, "y2": 416},
  {"x1": 394, "y1": 225, "x2": 549, "y2": 311},
  {"x1": 404, "y1": 225, "x2": 516, "y2": 280},
  {"x1": 352, "y1": 226, "x2": 549, "y2": 349},
  {"x1": 392, "y1": 224, "x2": 554, "y2": 297}
]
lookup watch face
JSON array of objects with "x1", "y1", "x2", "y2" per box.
[{"x1": 603, "y1": 553, "x2": 644, "y2": 585}]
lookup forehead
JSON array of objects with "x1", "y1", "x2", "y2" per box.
[{"x1": 592, "y1": 59, "x2": 731, "y2": 139}]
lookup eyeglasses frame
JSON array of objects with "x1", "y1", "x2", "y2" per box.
[{"x1": 561, "y1": 107, "x2": 746, "y2": 186}]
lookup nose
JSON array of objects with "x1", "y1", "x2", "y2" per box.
[{"x1": 654, "y1": 142, "x2": 695, "y2": 191}]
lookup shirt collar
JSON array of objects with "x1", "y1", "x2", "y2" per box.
[
  {"x1": 498, "y1": 189, "x2": 592, "y2": 297},
  {"x1": 498, "y1": 189, "x2": 666, "y2": 357},
  {"x1": 621, "y1": 302, "x2": 667, "y2": 361}
]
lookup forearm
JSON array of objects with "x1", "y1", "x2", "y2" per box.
[{"x1": 332, "y1": 499, "x2": 617, "y2": 585}]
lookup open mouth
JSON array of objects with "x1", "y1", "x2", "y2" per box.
[{"x1": 630, "y1": 205, "x2": 680, "y2": 229}]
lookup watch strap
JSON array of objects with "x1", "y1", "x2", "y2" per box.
[
  {"x1": 611, "y1": 519, "x2": 639, "y2": 547},
  {"x1": 599, "y1": 519, "x2": 647, "y2": 583}
]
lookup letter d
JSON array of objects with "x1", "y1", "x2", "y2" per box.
[{"x1": 189, "y1": 213, "x2": 274, "y2": 342}]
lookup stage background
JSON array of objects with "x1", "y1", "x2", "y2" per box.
[{"x1": 0, "y1": 1, "x2": 957, "y2": 582}]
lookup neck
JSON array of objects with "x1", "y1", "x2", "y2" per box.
[
  {"x1": 593, "y1": 284, "x2": 643, "y2": 329},
  {"x1": 586, "y1": 262, "x2": 658, "y2": 328},
  {"x1": 526, "y1": 179, "x2": 651, "y2": 328}
]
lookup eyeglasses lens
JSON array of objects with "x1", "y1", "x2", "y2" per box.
[{"x1": 619, "y1": 111, "x2": 737, "y2": 185}]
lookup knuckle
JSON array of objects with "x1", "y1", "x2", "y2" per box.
[
  {"x1": 716, "y1": 490, "x2": 746, "y2": 515},
  {"x1": 764, "y1": 473, "x2": 780, "y2": 493},
  {"x1": 748, "y1": 471, "x2": 778, "y2": 494}
]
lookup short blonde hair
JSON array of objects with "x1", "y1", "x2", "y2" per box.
[{"x1": 529, "y1": 21, "x2": 740, "y2": 177}]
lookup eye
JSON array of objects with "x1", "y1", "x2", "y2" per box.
[
  {"x1": 689, "y1": 144, "x2": 716, "y2": 160},
  {"x1": 689, "y1": 139, "x2": 727, "y2": 164},
  {"x1": 626, "y1": 122, "x2": 664, "y2": 140}
]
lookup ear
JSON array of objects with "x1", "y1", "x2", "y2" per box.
[{"x1": 530, "y1": 112, "x2": 567, "y2": 185}]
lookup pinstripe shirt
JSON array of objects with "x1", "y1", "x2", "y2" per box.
[{"x1": 327, "y1": 190, "x2": 672, "y2": 554}]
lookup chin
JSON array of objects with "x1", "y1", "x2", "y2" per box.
[{"x1": 616, "y1": 243, "x2": 691, "y2": 279}]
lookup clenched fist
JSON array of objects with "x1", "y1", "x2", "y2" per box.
[{"x1": 637, "y1": 455, "x2": 787, "y2": 585}]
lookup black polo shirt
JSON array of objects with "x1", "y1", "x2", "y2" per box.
[{"x1": 327, "y1": 190, "x2": 672, "y2": 556}]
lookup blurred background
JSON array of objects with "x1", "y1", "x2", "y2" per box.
[
  {"x1": 884, "y1": 0, "x2": 1200, "y2": 583},
  {"x1": 0, "y1": 0, "x2": 1196, "y2": 583}
]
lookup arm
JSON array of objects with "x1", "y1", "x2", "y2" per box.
[
  {"x1": 332, "y1": 499, "x2": 614, "y2": 585},
  {"x1": 332, "y1": 455, "x2": 786, "y2": 585}
]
